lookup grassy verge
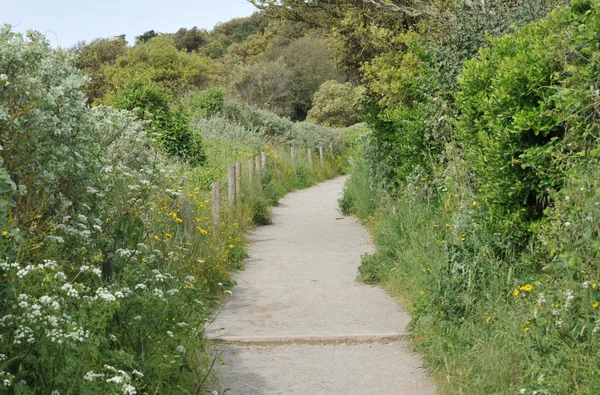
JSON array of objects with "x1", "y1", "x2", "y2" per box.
[{"x1": 342, "y1": 158, "x2": 600, "y2": 394}]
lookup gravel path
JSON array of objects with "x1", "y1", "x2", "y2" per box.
[{"x1": 205, "y1": 176, "x2": 436, "y2": 395}]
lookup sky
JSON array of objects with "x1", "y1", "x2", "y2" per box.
[{"x1": 2, "y1": 0, "x2": 258, "y2": 48}]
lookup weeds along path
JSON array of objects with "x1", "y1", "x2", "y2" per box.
[{"x1": 205, "y1": 176, "x2": 436, "y2": 394}]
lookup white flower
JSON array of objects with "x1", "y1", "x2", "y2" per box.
[
  {"x1": 582, "y1": 281, "x2": 590, "y2": 289},
  {"x1": 96, "y1": 288, "x2": 116, "y2": 302},
  {"x1": 537, "y1": 294, "x2": 546, "y2": 306},
  {"x1": 166, "y1": 331, "x2": 174, "y2": 338},
  {"x1": 92, "y1": 268, "x2": 102, "y2": 277},
  {"x1": 176, "y1": 345, "x2": 186, "y2": 354},
  {"x1": 134, "y1": 284, "x2": 146, "y2": 290},
  {"x1": 106, "y1": 376, "x2": 124, "y2": 384},
  {"x1": 122, "y1": 384, "x2": 136, "y2": 394},
  {"x1": 54, "y1": 272, "x2": 67, "y2": 281}
]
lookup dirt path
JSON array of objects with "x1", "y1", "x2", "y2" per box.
[{"x1": 205, "y1": 176, "x2": 436, "y2": 394}]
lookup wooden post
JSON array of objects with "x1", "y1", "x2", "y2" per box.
[
  {"x1": 235, "y1": 161, "x2": 242, "y2": 203},
  {"x1": 291, "y1": 147, "x2": 297, "y2": 176},
  {"x1": 307, "y1": 148, "x2": 313, "y2": 169},
  {"x1": 261, "y1": 151, "x2": 267, "y2": 170},
  {"x1": 181, "y1": 196, "x2": 193, "y2": 238},
  {"x1": 211, "y1": 183, "x2": 220, "y2": 236},
  {"x1": 255, "y1": 155, "x2": 261, "y2": 174},
  {"x1": 329, "y1": 142, "x2": 334, "y2": 156},
  {"x1": 248, "y1": 158, "x2": 254, "y2": 183},
  {"x1": 319, "y1": 146, "x2": 324, "y2": 168},
  {"x1": 228, "y1": 165, "x2": 236, "y2": 207}
]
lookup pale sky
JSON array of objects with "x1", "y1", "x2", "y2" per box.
[{"x1": 2, "y1": 0, "x2": 258, "y2": 48}]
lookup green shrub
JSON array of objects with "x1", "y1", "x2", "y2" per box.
[
  {"x1": 188, "y1": 88, "x2": 225, "y2": 118},
  {"x1": 114, "y1": 80, "x2": 206, "y2": 165},
  {"x1": 457, "y1": 0, "x2": 599, "y2": 240}
]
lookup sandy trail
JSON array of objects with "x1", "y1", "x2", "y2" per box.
[{"x1": 205, "y1": 176, "x2": 436, "y2": 395}]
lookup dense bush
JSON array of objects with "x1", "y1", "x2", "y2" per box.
[
  {"x1": 306, "y1": 80, "x2": 364, "y2": 127},
  {"x1": 114, "y1": 80, "x2": 206, "y2": 165},
  {"x1": 342, "y1": 1, "x2": 600, "y2": 393}
]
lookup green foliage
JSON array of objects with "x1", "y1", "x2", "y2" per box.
[
  {"x1": 187, "y1": 88, "x2": 225, "y2": 118},
  {"x1": 73, "y1": 36, "x2": 128, "y2": 104},
  {"x1": 306, "y1": 80, "x2": 365, "y2": 127},
  {"x1": 456, "y1": 0, "x2": 598, "y2": 239},
  {"x1": 135, "y1": 30, "x2": 160, "y2": 44},
  {"x1": 113, "y1": 80, "x2": 206, "y2": 165},
  {"x1": 103, "y1": 35, "x2": 216, "y2": 101},
  {"x1": 342, "y1": 1, "x2": 600, "y2": 393},
  {"x1": 172, "y1": 26, "x2": 208, "y2": 52}
]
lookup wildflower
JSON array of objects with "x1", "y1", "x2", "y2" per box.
[
  {"x1": 229, "y1": 244, "x2": 234, "y2": 249},
  {"x1": 524, "y1": 327, "x2": 529, "y2": 332},
  {"x1": 1, "y1": 231, "x2": 7, "y2": 237},
  {"x1": 519, "y1": 284, "x2": 533, "y2": 292},
  {"x1": 593, "y1": 302, "x2": 599, "y2": 309},
  {"x1": 419, "y1": 290, "x2": 425, "y2": 295},
  {"x1": 513, "y1": 289, "x2": 520, "y2": 296},
  {"x1": 472, "y1": 201, "x2": 477, "y2": 207},
  {"x1": 486, "y1": 316, "x2": 492, "y2": 323},
  {"x1": 164, "y1": 233, "x2": 173, "y2": 239}
]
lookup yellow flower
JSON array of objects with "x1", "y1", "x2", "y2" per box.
[
  {"x1": 415, "y1": 185, "x2": 420, "y2": 190},
  {"x1": 196, "y1": 227, "x2": 208, "y2": 235},
  {"x1": 519, "y1": 284, "x2": 533, "y2": 292},
  {"x1": 435, "y1": 311, "x2": 439, "y2": 315},
  {"x1": 229, "y1": 244, "x2": 234, "y2": 249},
  {"x1": 513, "y1": 289, "x2": 520, "y2": 296},
  {"x1": 524, "y1": 327, "x2": 530, "y2": 332},
  {"x1": 441, "y1": 240, "x2": 445, "y2": 244},
  {"x1": 593, "y1": 302, "x2": 599, "y2": 309},
  {"x1": 472, "y1": 201, "x2": 477, "y2": 207},
  {"x1": 427, "y1": 267, "x2": 431, "y2": 271},
  {"x1": 1, "y1": 230, "x2": 7, "y2": 237},
  {"x1": 556, "y1": 213, "x2": 561, "y2": 217},
  {"x1": 164, "y1": 233, "x2": 173, "y2": 239},
  {"x1": 419, "y1": 290, "x2": 425, "y2": 295},
  {"x1": 486, "y1": 316, "x2": 492, "y2": 323}
]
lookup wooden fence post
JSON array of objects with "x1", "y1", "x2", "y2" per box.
[
  {"x1": 319, "y1": 146, "x2": 324, "y2": 168},
  {"x1": 261, "y1": 151, "x2": 267, "y2": 170},
  {"x1": 329, "y1": 142, "x2": 334, "y2": 161},
  {"x1": 228, "y1": 165, "x2": 236, "y2": 207},
  {"x1": 212, "y1": 183, "x2": 221, "y2": 236},
  {"x1": 291, "y1": 147, "x2": 297, "y2": 176},
  {"x1": 255, "y1": 155, "x2": 261, "y2": 175},
  {"x1": 235, "y1": 161, "x2": 242, "y2": 203},
  {"x1": 248, "y1": 158, "x2": 254, "y2": 183},
  {"x1": 307, "y1": 148, "x2": 313, "y2": 169},
  {"x1": 181, "y1": 196, "x2": 193, "y2": 238}
]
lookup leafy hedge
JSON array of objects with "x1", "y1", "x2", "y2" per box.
[{"x1": 344, "y1": 1, "x2": 600, "y2": 393}]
